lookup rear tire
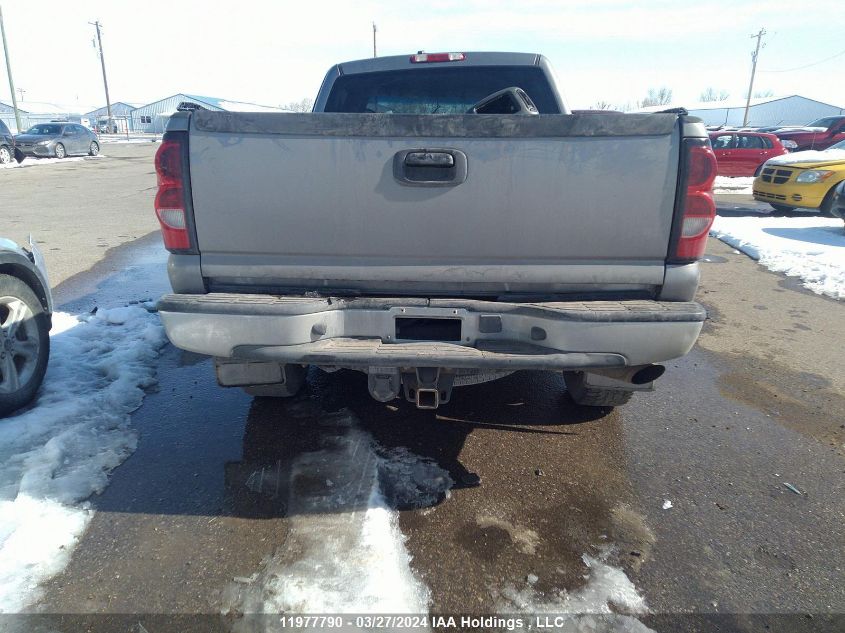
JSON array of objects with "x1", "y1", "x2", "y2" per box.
[
  {"x1": 563, "y1": 371, "x2": 633, "y2": 407},
  {"x1": 0, "y1": 275, "x2": 50, "y2": 417},
  {"x1": 769, "y1": 203, "x2": 795, "y2": 213},
  {"x1": 242, "y1": 364, "x2": 305, "y2": 398}
]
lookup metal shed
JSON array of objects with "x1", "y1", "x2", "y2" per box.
[
  {"x1": 640, "y1": 95, "x2": 844, "y2": 128},
  {"x1": 82, "y1": 102, "x2": 140, "y2": 133},
  {"x1": 130, "y1": 94, "x2": 284, "y2": 133}
]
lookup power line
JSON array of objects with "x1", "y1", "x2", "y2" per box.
[{"x1": 759, "y1": 47, "x2": 845, "y2": 73}]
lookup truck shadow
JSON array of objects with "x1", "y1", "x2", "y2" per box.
[{"x1": 91, "y1": 346, "x2": 613, "y2": 521}]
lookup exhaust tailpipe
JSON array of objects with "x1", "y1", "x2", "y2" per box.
[{"x1": 631, "y1": 364, "x2": 666, "y2": 385}]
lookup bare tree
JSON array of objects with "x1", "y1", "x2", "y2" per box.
[
  {"x1": 590, "y1": 100, "x2": 615, "y2": 110},
  {"x1": 282, "y1": 97, "x2": 314, "y2": 112},
  {"x1": 699, "y1": 87, "x2": 730, "y2": 102},
  {"x1": 752, "y1": 89, "x2": 774, "y2": 99},
  {"x1": 639, "y1": 87, "x2": 673, "y2": 108}
]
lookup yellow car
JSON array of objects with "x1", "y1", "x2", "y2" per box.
[{"x1": 753, "y1": 139, "x2": 845, "y2": 214}]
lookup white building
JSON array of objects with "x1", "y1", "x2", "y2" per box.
[
  {"x1": 639, "y1": 95, "x2": 844, "y2": 128},
  {"x1": 0, "y1": 100, "x2": 95, "y2": 133},
  {"x1": 130, "y1": 94, "x2": 285, "y2": 133}
]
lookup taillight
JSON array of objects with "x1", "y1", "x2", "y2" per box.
[
  {"x1": 154, "y1": 139, "x2": 191, "y2": 251},
  {"x1": 673, "y1": 140, "x2": 717, "y2": 261},
  {"x1": 410, "y1": 52, "x2": 466, "y2": 63}
]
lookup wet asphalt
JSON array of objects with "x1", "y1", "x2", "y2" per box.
[{"x1": 6, "y1": 155, "x2": 843, "y2": 632}]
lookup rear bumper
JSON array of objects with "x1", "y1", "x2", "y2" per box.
[{"x1": 158, "y1": 294, "x2": 706, "y2": 371}]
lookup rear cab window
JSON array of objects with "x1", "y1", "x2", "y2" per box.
[{"x1": 324, "y1": 66, "x2": 561, "y2": 114}]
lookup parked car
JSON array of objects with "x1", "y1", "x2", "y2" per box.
[
  {"x1": 829, "y1": 180, "x2": 845, "y2": 232},
  {"x1": 753, "y1": 139, "x2": 845, "y2": 214},
  {"x1": 709, "y1": 131, "x2": 788, "y2": 177},
  {"x1": 13, "y1": 123, "x2": 99, "y2": 161},
  {"x1": 0, "y1": 119, "x2": 14, "y2": 165},
  {"x1": 775, "y1": 115, "x2": 845, "y2": 152},
  {"x1": 154, "y1": 51, "x2": 715, "y2": 410},
  {"x1": 0, "y1": 237, "x2": 52, "y2": 416}
]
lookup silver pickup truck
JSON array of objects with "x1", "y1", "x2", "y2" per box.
[{"x1": 155, "y1": 52, "x2": 717, "y2": 409}]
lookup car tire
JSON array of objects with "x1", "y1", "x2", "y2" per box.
[
  {"x1": 54, "y1": 143, "x2": 66, "y2": 159},
  {"x1": 563, "y1": 371, "x2": 633, "y2": 407},
  {"x1": 819, "y1": 188, "x2": 837, "y2": 218},
  {"x1": 88, "y1": 141, "x2": 99, "y2": 156},
  {"x1": 242, "y1": 364, "x2": 305, "y2": 398},
  {"x1": 769, "y1": 203, "x2": 795, "y2": 213},
  {"x1": 0, "y1": 145, "x2": 11, "y2": 164},
  {"x1": 0, "y1": 274, "x2": 50, "y2": 417}
]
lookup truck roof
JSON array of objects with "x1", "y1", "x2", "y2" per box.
[{"x1": 335, "y1": 52, "x2": 543, "y2": 75}]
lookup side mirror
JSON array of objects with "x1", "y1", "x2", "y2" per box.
[{"x1": 468, "y1": 87, "x2": 539, "y2": 115}]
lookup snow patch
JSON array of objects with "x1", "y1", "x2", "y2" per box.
[
  {"x1": 223, "y1": 408, "x2": 450, "y2": 627},
  {"x1": 0, "y1": 156, "x2": 105, "y2": 169},
  {"x1": 662, "y1": 500, "x2": 673, "y2": 510},
  {"x1": 713, "y1": 176, "x2": 754, "y2": 195},
  {"x1": 765, "y1": 149, "x2": 845, "y2": 166},
  {"x1": 0, "y1": 305, "x2": 167, "y2": 613},
  {"x1": 494, "y1": 548, "x2": 654, "y2": 632},
  {"x1": 711, "y1": 215, "x2": 845, "y2": 299}
]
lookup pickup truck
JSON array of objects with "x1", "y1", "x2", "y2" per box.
[
  {"x1": 775, "y1": 115, "x2": 845, "y2": 151},
  {"x1": 155, "y1": 52, "x2": 716, "y2": 409}
]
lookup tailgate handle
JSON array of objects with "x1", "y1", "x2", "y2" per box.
[
  {"x1": 393, "y1": 148, "x2": 467, "y2": 187},
  {"x1": 405, "y1": 151, "x2": 454, "y2": 167}
]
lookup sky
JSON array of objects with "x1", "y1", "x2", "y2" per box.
[{"x1": 1, "y1": 0, "x2": 844, "y2": 113}]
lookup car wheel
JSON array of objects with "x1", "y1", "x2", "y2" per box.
[
  {"x1": 769, "y1": 203, "x2": 795, "y2": 213},
  {"x1": 0, "y1": 145, "x2": 11, "y2": 164},
  {"x1": 0, "y1": 274, "x2": 50, "y2": 417},
  {"x1": 88, "y1": 141, "x2": 99, "y2": 156},
  {"x1": 242, "y1": 364, "x2": 305, "y2": 398},
  {"x1": 819, "y1": 188, "x2": 837, "y2": 218},
  {"x1": 563, "y1": 371, "x2": 633, "y2": 407},
  {"x1": 54, "y1": 143, "x2": 66, "y2": 159}
]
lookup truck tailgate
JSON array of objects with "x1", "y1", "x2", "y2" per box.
[{"x1": 187, "y1": 112, "x2": 681, "y2": 295}]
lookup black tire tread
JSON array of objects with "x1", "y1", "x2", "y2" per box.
[{"x1": 0, "y1": 274, "x2": 50, "y2": 417}]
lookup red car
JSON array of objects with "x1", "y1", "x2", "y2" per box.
[
  {"x1": 709, "y1": 131, "x2": 788, "y2": 177},
  {"x1": 775, "y1": 116, "x2": 845, "y2": 151}
]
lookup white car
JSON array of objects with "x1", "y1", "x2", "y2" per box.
[{"x1": 0, "y1": 237, "x2": 52, "y2": 416}]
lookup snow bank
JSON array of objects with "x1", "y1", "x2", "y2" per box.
[
  {"x1": 713, "y1": 176, "x2": 754, "y2": 195},
  {"x1": 494, "y1": 548, "x2": 653, "y2": 632},
  {"x1": 223, "y1": 406, "x2": 451, "y2": 627},
  {"x1": 0, "y1": 305, "x2": 167, "y2": 613},
  {"x1": 0, "y1": 156, "x2": 105, "y2": 169},
  {"x1": 711, "y1": 216, "x2": 845, "y2": 299}
]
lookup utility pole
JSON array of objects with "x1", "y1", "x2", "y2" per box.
[
  {"x1": 743, "y1": 28, "x2": 766, "y2": 126},
  {"x1": 372, "y1": 22, "x2": 377, "y2": 58},
  {"x1": 89, "y1": 20, "x2": 112, "y2": 131},
  {"x1": 0, "y1": 5, "x2": 22, "y2": 132}
]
